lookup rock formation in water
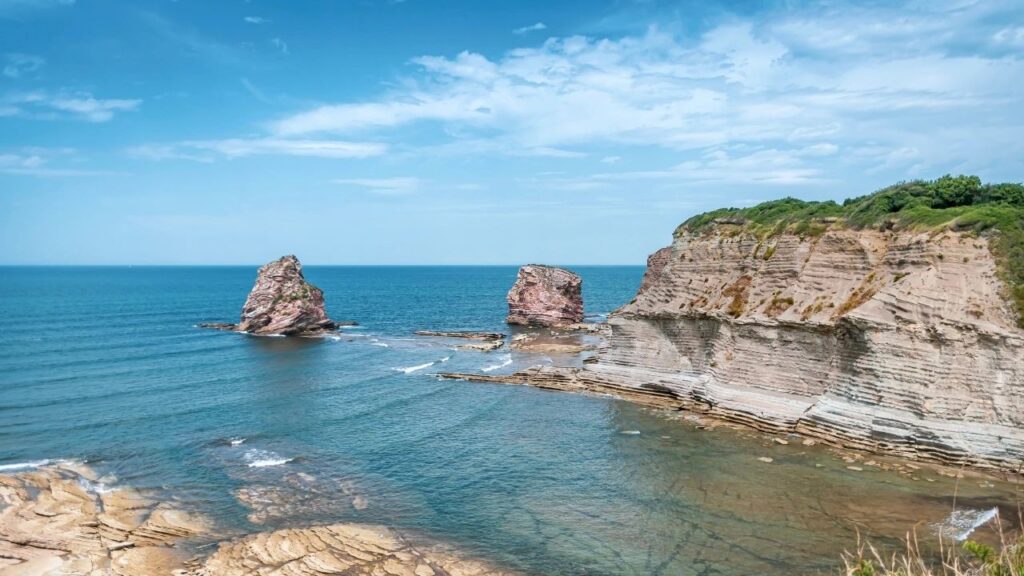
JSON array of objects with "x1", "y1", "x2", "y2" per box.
[
  {"x1": 203, "y1": 255, "x2": 337, "y2": 336},
  {"x1": 506, "y1": 265, "x2": 584, "y2": 328}
]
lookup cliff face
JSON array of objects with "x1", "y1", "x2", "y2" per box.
[{"x1": 586, "y1": 224, "x2": 1024, "y2": 468}]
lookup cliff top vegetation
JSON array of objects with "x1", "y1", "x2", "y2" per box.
[{"x1": 678, "y1": 175, "x2": 1024, "y2": 327}]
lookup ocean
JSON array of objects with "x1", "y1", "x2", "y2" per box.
[{"x1": 0, "y1": 265, "x2": 1014, "y2": 575}]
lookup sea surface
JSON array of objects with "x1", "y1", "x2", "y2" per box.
[{"x1": 0, "y1": 265, "x2": 1017, "y2": 575}]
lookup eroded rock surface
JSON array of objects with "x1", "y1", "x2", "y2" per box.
[
  {"x1": 203, "y1": 255, "x2": 337, "y2": 336},
  {"x1": 0, "y1": 464, "x2": 207, "y2": 576},
  {"x1": 191, "y1": 524, "x2": 515, "y2": 576},
  {"x1": 581, "y1": 226, "x2": 1024, "y2": 469},
  {"x1": 506, "y1": 265, "x2": 583, "y2": 328}
]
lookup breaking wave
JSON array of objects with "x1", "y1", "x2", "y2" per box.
[
  {"x1": 480, "y1": 354, "x2": 512, "y2": 373},
  {"x1": 244, "y1": 449, "x2": 294, "y2": 468},
  {"x1": 935, "y1": 507, "x2": 1000, "y2": 541}
]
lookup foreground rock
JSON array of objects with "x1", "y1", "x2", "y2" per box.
[
  {"x1": 192, "y1": 523, "x2": 515, "y2": 576},
  {"x1": 0, "y1": 464, "x2": 207, "y2": 575},
  {"x1": 506, "y1": 265, "x2": 584, "y2": 328},
  {"x1": 0, "y1": 466, "x2": 517, "y2": 576},
  {"x1": 202, "y1": 255, "x2": 338, "y2": 336}
]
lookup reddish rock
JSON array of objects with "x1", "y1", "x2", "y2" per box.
[
  {"x1": 637, "y1": 246, "x2": 672, "y2": 295},
  {"x1": 506, "y1": 265, "x2": 584, "y2": 327},
  {"x1": 203, "y1": 255, "x2": 337, "y2": 336}
]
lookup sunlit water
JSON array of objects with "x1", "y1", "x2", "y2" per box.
[{"x1": 0, "y1": 266, "x2": 1018, "y2": 575}]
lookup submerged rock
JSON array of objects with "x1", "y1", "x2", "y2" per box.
[
  {"x1": 203, "y1": 255, "x2": 338, "y2": 336},
  {"x1": 506, "y1": 265, "x2": 584, "y2": 328}
]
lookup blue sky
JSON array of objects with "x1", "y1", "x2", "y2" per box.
[{"x1": 1, "y1": 0, "x2": 1022, "y2": 264}]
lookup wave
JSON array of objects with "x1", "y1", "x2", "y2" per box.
[
  {"x1": 244, "y1": 449, "x2": 293, "y2": 468},
  {"x1": 77, "y1": 477, "x2": 114, "y2": 494},
  {"x1": 229, "y1": 437, "x2": 246, "y2": 446},
  {"x1": 394, "y1": 356, "x2": 449, "y2": 374},
  {"x1": 480, "y1": 354, "x2": 512, "y2": 373},
  {"x1": 935, "y1": 507, "x2": 1000, "y2": 541},
  {"x1": 371, "y1": 339, "x2": 389, "y2": 348},
  {"x1": 620, "y1": 430, "x2": 641, "y2": 435},
  {"x1": 394, "y1": 361, "x2": 436, "y2": 374},
  {"x1": 0, "y1": 459, "x2": 50, "y2": 472}
]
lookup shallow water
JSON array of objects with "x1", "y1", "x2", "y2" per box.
[{"x1": 0, "y1": 265, "x2": 1018, "y2": 575}]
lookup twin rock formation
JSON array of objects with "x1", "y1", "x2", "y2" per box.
[{"x1": 207, "y1": 257, "x2": 584, "y2": 337}]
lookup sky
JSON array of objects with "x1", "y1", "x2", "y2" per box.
[{"x1": 1, "y1": 0, "x2": 1022, "y2": 265}]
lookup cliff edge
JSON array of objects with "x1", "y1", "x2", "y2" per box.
[{"x1": 585, "y1": 176, "x2": 1024, "y2": 468}]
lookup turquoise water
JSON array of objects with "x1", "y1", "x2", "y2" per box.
[{"x1": 0, "y1": 266, "x2": 1016, "y2": 575}]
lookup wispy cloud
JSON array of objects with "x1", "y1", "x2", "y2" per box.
[
  {"x1": 513, "y1": 22, "x2": 546, "y2": 34},
  {"x1": 2, "y1": 91, "x2": 140, "y2": 122},
  {"x1": 129, "y1": 138, "x2": 386, "y2": 161},
  {"x1": 3, "y1": 53, "x2": 44, "y2": 78},
  {"x1": 270, "y1": 37, "x2": 289, "y2": 55},
  {"x1": 267, "y1": 0, "x2": 1024, "y2": 182},
  {"x1": 333, "y1": 177, "x2": 420, "y2": 195},
  {"x1": 0, "y1": 149, "x2": 123, "y2": 177},
  {"x1": 243, "y1": 16, "x2": 270, "y2": 24}
]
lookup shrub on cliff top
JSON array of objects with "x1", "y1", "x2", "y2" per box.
[{"x1": 677, "y1": 175, "x2": 1024, "y2": 327}]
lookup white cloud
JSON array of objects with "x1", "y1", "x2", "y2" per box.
[
  {"x1": 129, "y1": 138, "x2": 387, "y2": 161},
  {"x1": 993, "y1": 26, "x2": 1024, "y2": 47},
  {"x1": 333, "y1": 177, "x2": 420, "y2": 195},
  {"x1": 244, "y1": 16, "x2": 269, "y2": 24},
  {"x1": 0, "y1": 149, "x2": 122, "y2": 177},
  {"x1": 1, "y1": 91, "x2": 140, "y2": 122},
  {"x1": 265, "y1": 1, "x2": 1024, "y2": 182},
  {"x1": 270, "y1": 37, "x2": 289, "y2": 55},
  {"x1": 513, "y1": 22, "x2": 546, "y2": 35},
  {"x1": 600, "y1": 156, "x2": 621, "y2": 164},
  {"x1": 3, "y1": 53, "x2": 44, "y2": 78}
]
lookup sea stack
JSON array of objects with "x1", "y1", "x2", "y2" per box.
[
  {"x1": 506, "y1": 265, "x2": 584, "y2": 327},
  {"x1": 232, "y1": 255, "x2": 336, "y2": 336}
]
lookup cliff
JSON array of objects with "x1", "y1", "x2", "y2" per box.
[{"x1": 579, "y1": 177, "x2": 1024, "y2": 469}]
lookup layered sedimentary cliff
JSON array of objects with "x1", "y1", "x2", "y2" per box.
[{"x1": 579, "y1": 223, "x2": 1024, "y2": 468}]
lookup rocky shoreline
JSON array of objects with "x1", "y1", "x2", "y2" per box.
[{"x1": 0, "y1": 464, "x2": 517, "y2": 576}]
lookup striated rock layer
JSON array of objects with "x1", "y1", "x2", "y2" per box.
[
  {"x1": 204, "y1": 255, "x2": 337, "y2": 336},
  {"x1": 578, "y1": 225, "x2": 1024, "y2": 469},
  {"x1": 506, "y1": 265, "x2": 584, "y2": 327}
]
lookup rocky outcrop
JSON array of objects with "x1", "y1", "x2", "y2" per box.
[
  {"x1": 192, "y1": 524, "x2": 515, "y2": 576},
  {"x1": 0, "y1": 465, "x2": 515, "y2": 576},
  {"x1": 414, "y1": 331, "x2": 506, "y2": 352},
  {"x1": 506, "y1": 265, "x2": 584, "y2": 327},
  {"x1": 203, "y1": 255, "x2": 337, "y2": 336},
  {"x1": 576, "y1": 225, "x2": 1024, "y2": 469},
  {"x1": 0, "y1": 463, "x2": 207, "y2": 575}
]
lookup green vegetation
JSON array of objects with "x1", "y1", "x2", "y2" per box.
[
  {"x1": 678, "y1": 175, "x2": 1024, "y2": 327},
  {"x1": 844, "y1": 533, "x2": 1024, "y2": 576}
]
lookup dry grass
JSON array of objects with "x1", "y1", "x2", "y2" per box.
[{"x1": 842, "y1": 524, "x2": 1024, "y2": 576}]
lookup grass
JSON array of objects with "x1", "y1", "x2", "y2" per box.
[
  {"x1": 676, "y1": 175, "x2": 1024, "y2": 327},
  {"x1": 843, "y1": 528, "x2": 1024, "y2": 576}
]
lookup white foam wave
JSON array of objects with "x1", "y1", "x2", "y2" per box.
[
  {"x1": 229, "y1": 437, "x2": 246, "y2": 446},
  {"x1": 620, "y1": 430, "x2": 641, "y2": 435},
  {"x1": 394, "y1": 361, "x2": 435, "y2": 374},
  {"x1": 936, "y1": 507, "x2": 1000, "y2": 541},
  {"x1": 339, "y1": 325, "x2": 365, "y2": 329},
  {"x1": 371, "y1": 339, "x2": 390, "y2": 348},
  {"x1": 77, "y1": 477, "x2": 114, "y2": 494},
  {"x1": 0, "y1": 459, "x2": 50, "y2": 472},
  {"x1": 480, "y1": 354, "x2": 512, "y2": 373},
  {"x1": 244, "y1": 449, "x2": 293, "y2": 468}
]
